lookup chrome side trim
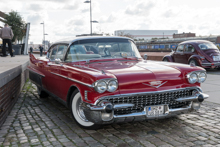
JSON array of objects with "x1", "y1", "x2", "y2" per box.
[
  {"x1": 51, "y1": 72, "x2": 94, "y2": 88},
  {"x1": 28, "y1": 68, "x2": 45, "y2": 77},
  {"x1": 94, "y1": 86, "x2": 202, "y2": 105},
  {"x1": 113, "y1": 104, "x2": 134, "y2": 109}
]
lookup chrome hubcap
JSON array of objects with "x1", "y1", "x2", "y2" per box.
[
  {"x1": 76, "y1": 97, "x2": 88, "y2": 122},
  {"x1": 190, "y1": 60, "x2": 196, "y2": 66}
]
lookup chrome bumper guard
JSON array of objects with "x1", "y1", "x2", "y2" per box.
[{"x1": 85, "y1": 92, "x2": 209, "y2": 120}]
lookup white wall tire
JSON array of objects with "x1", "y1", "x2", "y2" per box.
[{"x1": 70, "y1": 90, "x2": 101, "y2": 129}]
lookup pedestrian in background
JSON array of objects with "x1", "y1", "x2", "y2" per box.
[
  {"x1": 39, "y1": 45, "x2": 43, "y2": 56},
  {"x1": 30, "y1": 46, "x2": 33, "y2": 53},
  {"x1": 0, "y1": 23, "x2": 14, "y2": 57}
]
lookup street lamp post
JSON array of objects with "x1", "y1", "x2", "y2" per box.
[
  {"x1": 40, "y1": 22, "x2": 48, "y2": 54},
  {"x1": 84, "y1": 0, "x2": 98, "y2": 36}
]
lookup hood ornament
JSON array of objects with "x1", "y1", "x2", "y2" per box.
[{"x1": 143, "y1": 81, "x2": 167, "y2": 88}]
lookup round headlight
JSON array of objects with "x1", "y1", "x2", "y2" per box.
[
  {"x1": 198, "y1": 72, "x2": 206, "y2": 83},
  {"x1": 107, "y1": 80, "x2": 118, "y2": 92},
  {"x1": 188, "y1": 73, "x2": 198, "y2": 84},
  {"x1": 96, "y1": 81, "x2": 107, "y2": 93}
]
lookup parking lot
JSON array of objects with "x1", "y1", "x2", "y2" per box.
[{"x1": 0, "y1": 70, "x2": 220, "y2": 147}]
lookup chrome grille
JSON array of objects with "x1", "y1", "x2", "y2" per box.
[{"x1": 104, "y1": 89, "x2": 193, "y2": 115}]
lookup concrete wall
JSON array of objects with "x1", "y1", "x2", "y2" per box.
[{"x1": 0, "y1": 61, "x2": 29, "y2": 127}]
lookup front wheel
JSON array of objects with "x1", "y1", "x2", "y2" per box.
[
  {"x1": 37, "y1": 86, "x2": 49, "y2": 98},
  {"x1": 163, "y1": 57, "x2": 169, "y2": 62},
  {"x1": 70, "y1": 90, "x2": 101, "y2": 130}
]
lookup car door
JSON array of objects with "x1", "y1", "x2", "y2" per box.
[
  {"x1": 53, "y1": 44, "x2": 68, "y2": 99},
  {"x1": 45, "y1": 45, "x2": 61, "y2": 96},
  {"x1": 183, "y1": 44, "x2": 195, "y2": 64},
  {"x1": 173, "y1": 44, "x2": 185, "y2": 63}
]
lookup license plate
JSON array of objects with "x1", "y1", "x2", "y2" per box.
[
  {"x1": 213, "y1": 55, "x2": 220, "y2": 61},
  {"x1": 147, "y1": 105, "x2": 164, "y2": 117}
]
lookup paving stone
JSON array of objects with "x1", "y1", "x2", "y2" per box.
[{"x1": 1, "y1": 82, "x2": 220, "y2": 146}]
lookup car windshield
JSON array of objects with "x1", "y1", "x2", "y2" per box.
[
  {"x1": 198, "y1": 42, "x2": 218, "y2": 50},
  {"x1": 65, "y1": 38, "x2": 141, "y2": 62}
]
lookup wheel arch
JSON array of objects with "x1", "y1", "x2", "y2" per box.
[
  {"x1": 188, "y1": 55, "x2": 202, "y2": 66},
  {"x1": 66, "y1": 85, "x2": 81, "y2": 109},
  {"x1": 162, "y1": 55, "x2": 174, "y2": 62}
]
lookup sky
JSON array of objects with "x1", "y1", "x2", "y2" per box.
[{"x1": 0, "y1": 0, "x2": 220, "y2": 44}]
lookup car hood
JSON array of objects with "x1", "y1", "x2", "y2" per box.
[{"x1": 86, "y1": 60, "x2": 184, "y2": 94}]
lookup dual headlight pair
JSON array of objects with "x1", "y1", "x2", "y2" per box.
[
  {"x1": 94, "y1": 79, "x2": 118, "y2": 93},
  {"x1": 186, "y1": 71, "x2": 207, "y2": 84}
]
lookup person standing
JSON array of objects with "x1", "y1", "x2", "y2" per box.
[
  {"x1": 30, "y1": 46, "x2": 33, "y2": 53},
  {"x1": 0, "y1": 23, "x2": 14, "y2": 57},
  {"x1": 39, "y1": 45, "x2": 43, "y2": 56}
]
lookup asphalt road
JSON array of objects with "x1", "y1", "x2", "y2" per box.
[{"x1": 202, "y1": 68, "x2": 220, "y2": 104}]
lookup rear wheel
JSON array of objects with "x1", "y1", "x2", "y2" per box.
[
  {"x1": 189, "y1": 59, "x2": 198, "y2": 66},
  {"x1": 70, "y1": 90, "x2": 101, "y2": 130},
  {"x1": 37, "y1": 86, "x2": 49, "y2": 98},
  {"x1": 163, "y1": 57, "x2": 169, "y2": 62}
]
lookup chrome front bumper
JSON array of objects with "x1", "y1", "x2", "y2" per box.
[{"x1": 82, "y1": 91, "x2": 209, "y2": 124}]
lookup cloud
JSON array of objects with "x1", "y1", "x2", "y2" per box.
[
  {"x1": 27, "y1": 4, "x2": 43, "y2": 11},
  {"x1": 100, "y1": 14, "x2": 116, "y2": 23},
  {"x1": 188, "y1": 25, "x2": 196, "y2": 30},
  {"x1": 68, "y1": 19, "x2": 85, "y2": 26},
  {"x1": 163, "y1": 9, "x2": 175, "y2": 18},
  {"x1": 125, "y1": 1, "x2": 155, "y2": 15},
  {"x1": 199, "y1": 24, "x2": 209, "y2": 30},
  {"x1": 81, "y1": 8, "x2": 89, "y2": 13},
  {"x1": 63, "y1": 1, "x2": 80, "y2": 10},
  {"x1": 27, "y1": 14, "x2": 42, "y2": 25}
]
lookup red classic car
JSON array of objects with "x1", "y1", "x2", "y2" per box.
[
  {"x1": 162, "y1": 40, "x2": 220, "y2": 69},
  {"x1": 28, "y1": 36, "x2": 209, "y2": 129}
]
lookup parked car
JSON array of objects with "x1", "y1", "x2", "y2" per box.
[
  {"x1": 162, "y1": 40, "x2": 220, "y2": 69},
  {"x1": 28, "y1": 36, "x2": 209, "y2": 129}
]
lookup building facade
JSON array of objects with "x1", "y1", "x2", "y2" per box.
[
  {"x1": 114, "y1": 30, "x2": 178, "y2": 40},
  {"x1": 173, "y1": 32, "x2": 196, "y2": 38}
]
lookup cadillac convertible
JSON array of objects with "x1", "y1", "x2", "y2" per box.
[{"x1": 28, "y1": 36, "x2": 209, "y2": 129}]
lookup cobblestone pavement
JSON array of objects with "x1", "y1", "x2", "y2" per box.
[{"x1": 1, "y1": 82, "x2": 220, "y2": 147}]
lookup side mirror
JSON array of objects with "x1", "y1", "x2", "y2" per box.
[
  {"x1": 55, "y1": 58, "x2": 61, "y2": 64},
  {"x1": 144, "y1": 54, "x2": 148, "y2": 60}
]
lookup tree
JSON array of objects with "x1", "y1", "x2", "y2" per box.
[
  {"x1": 117, "y1": 31, "x2": 135, "y2": 40},
  {"x1": 4, "y1": 10, "x2": 26, "y2": 43}
]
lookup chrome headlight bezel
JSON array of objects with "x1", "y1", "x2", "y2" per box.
[
  {"x1": 94, "y1": 78, "x2": 118, "y2": 93},
  {"x1": 94, "y1": 80, "x2": 107, "y2": 93},
  {"x1": 186, "y1": 71, "x2": 207, "y2": 84},
  {"x1": 107, "y1": 80, "x2": 118, "y2": 92},
  {"x1": 198, "y1": 72, "x2": 207, "y2": 83}
]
